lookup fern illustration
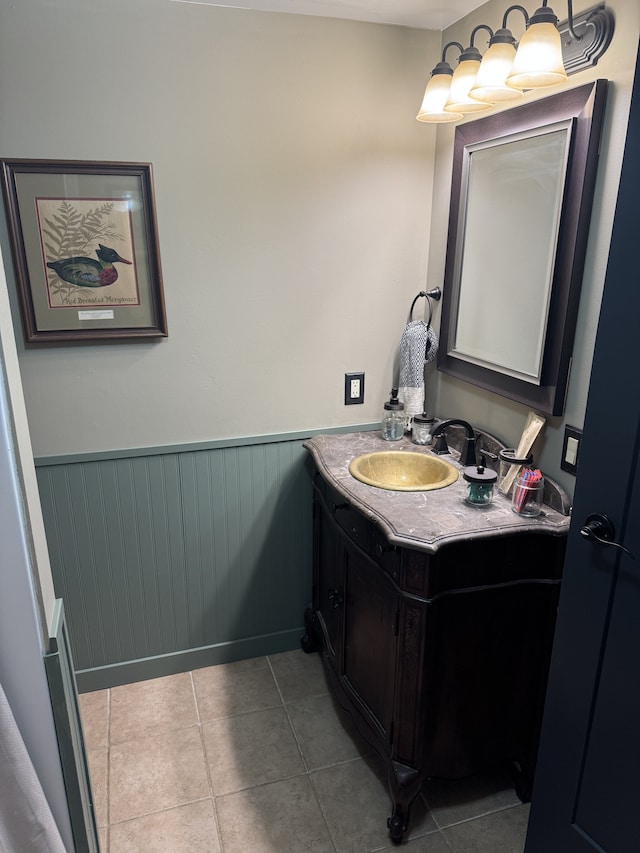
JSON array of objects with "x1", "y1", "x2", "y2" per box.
[{"x1": 42, "y1": 201, "x2": 126, "y2": 301}]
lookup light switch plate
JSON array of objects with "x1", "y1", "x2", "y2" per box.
[{"x1": 561, "y1": 424, "x2": 582, "y2": 475}]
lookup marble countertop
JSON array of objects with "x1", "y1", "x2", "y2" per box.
[{"x1": 304, "y1": 431, "x2": 571, "y2": 555}]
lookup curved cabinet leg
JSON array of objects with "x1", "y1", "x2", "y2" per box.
[
  {"x1": 387, "y1": 810, "x2": 407, "y2": 845},
  {"x1": 387, "y1": 761, "x2": 422, "y2": 843},
  {"x1": 511, "y1": 759, "x2": 534, "y2": 803}
]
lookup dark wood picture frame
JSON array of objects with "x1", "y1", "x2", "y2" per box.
[
  {"x1": 437, "y1": 81, "x2": 607, "y2": 416},
  {"x1": 1, "y1": 159, "x2": 167, "y2": 344}
]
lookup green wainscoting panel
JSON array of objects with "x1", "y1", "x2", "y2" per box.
[{"x1": 35, "y1": 432, "x2": 329, "y2": 691}]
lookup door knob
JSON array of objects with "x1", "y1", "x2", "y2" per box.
[{"x1": 580, "y1": 513, "x2": 635, "y2": 559}]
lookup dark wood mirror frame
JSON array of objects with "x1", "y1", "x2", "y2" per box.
[{"x1": 437, "y1": 80, "x2": 608, "y2": 416}]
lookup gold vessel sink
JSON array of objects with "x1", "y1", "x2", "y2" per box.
[{"x1": 348, "y1": 451, "x2": 459, "y2": 492}]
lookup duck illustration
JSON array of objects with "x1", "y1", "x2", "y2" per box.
[{"x1": 46, "y1": 244, "x2": 132, "y2": 288}]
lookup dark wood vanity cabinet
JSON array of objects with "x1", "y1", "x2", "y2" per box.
[{"x1": 303, "y1": 470, "x2": 566, "y2": 844}]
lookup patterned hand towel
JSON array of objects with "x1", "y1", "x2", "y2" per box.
[{"x1": 398, "y1": 320, "x2": 439, "y2": 420}]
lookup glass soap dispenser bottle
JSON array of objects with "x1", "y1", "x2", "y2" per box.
[{"x1": 381, "y1": 389, "x2": 405, "y2": 441}]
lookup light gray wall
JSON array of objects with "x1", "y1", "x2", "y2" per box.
[
  {"x1": 428, "y1": 0, "x2": 639, "y2": 496},
  {"x1": 0, "y1": 0, "x2": 439, "y2": 456},
  {"x1": 0, "y1": 0, "x2": 637, "y2": 489}
]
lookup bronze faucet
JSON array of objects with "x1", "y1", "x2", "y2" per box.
[{"x1": 431, "y1": 419, "x2": 477, "y2": 466}]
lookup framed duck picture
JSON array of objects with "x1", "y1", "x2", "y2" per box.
[{"x1": 0, "y1": 159, "x2": 168, "y2": 343}]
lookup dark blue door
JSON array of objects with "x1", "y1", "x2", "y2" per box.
[{"x1": 524, "y1": 47, "x2": 640, "y2": 853}]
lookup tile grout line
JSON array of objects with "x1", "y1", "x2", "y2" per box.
[
  {"x1": 426, "y1": 799, "x2": 527, "y2": 832},
  {"x1": 266, "y1": 654, "x2": 311, "y2": 774},
  {"x1": 189, "y1": 670, "x2": 226, "y2": 853},
  {"x1": 439, "y1": 827, "x2": 456, "y2": 853},
  {"x1": 103, "y1": 674, "x2": 222, "y2": 846},
  {"x1": 266, "y1": 655, "x2": 339, "y2": 853},
  {"x1": 304, "y1": 766, "x2": 339, "y2": 853},
  {"x1": 107, "y1": 796, "x2": 212, "y2": 827},
  {"x1": 456, "y1": 802, "x2": 530, "y2": 830},
  {"x1": 105, "y1": 687, "x2": 112, "y2": 839}
]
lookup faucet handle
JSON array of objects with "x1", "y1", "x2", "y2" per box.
[
  {"x1": 461, "y1": 434, "x2": 478, "y2": 467},
  {"x1": 432, "y1": 433, "x2": 449, "y2": 455},
  {"x1": 478, "y1": 447, "x2": 497, "y2": 461}
]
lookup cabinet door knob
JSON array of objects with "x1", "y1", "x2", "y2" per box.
[{"x1": 327, "y1": 588, "x2": 344, "y2": 608}]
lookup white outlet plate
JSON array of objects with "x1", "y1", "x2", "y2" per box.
[{"x1": 344, "y1": 372, "x2": 365, "y2": 405}]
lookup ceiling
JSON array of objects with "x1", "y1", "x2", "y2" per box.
[{"x1": 172, "y1": 0, "x2": 486, "y2": 31}]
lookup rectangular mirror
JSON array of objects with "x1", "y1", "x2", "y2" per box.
[{"x1": 438, "y1": 81, "x2": 608, "y2": 415}]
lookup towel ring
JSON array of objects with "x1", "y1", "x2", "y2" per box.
[
  {"x1": 409, "y1": 287, "x2": 441, "y2": 325},
  {"x1": 408, "y1": 287, "x2": 441, "y2": 361}
]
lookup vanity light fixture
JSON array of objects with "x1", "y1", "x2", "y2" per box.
[
  {"x1": 416, "y1": 42, "x2": 465, "y2": 122},
  {"x1": 506, "y1": 1, "x2": 569, "y2": 88},
  {"x1": 444, "y1": 26, "x2": 495, "y2": 114},
  {"x1": 469, "y1": 7, "x2": 528, "y2": 103},
  {"x1": 416, "y1": 1, "x2": 614, "y2": 123}
]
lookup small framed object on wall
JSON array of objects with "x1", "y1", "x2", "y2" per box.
[{"x1": 1, "y1": 158, "x2": 168, "y2": 343}]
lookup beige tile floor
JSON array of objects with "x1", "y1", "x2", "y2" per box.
[{"x1": 79, "y1": 649, "x2": 531, "y2": 852}]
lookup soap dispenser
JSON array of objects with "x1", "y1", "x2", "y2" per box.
[
  {"x1": 381, "y1": 389, "x2": 405, "y2": 441},
  {"x1": 462, "y1": 456, "x2": 497, "y2": 506}
]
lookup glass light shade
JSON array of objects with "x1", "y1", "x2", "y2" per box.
[
  {"x1": 444, "y1": 59, "x2": 491, "y2": 113},
  {"x1": 417, "y1": 73, "x2": 463, "y2": 122},
  {"x1": 469, "y1": 42, "x2": 523, "y2": 103},
  {"x1": 506, "y1": 22, "x2": 568, "y2": 89}
]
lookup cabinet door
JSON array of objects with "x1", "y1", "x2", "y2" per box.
[
  {"x1": 313, "y1": 497, "x2": 344, "y2": 664},
  {"x1": 342, "y1": 540, "x2": 398, "y2": 745}
]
